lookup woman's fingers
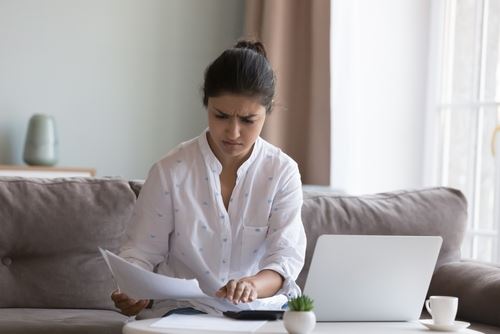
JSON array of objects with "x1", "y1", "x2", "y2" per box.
[
  {"x1": 116, "y1": 297, "x2": 137, "y2": 310},
  {"x1": 218, "y1": 279, "x2": 258, "y2": 304},
  {"x1": 249, "y1": 289, "x2": 258, "y2": 302},
  {"x1": 111, "y1": 290, "x2": 127, "y2": 303},
  {"x1": 121, "y1": 299, "x2": 149, "y2": 316},
  {"x1": 114, "y1": 293, "x2": 136, "y2": 309},
  {"x1": 215, "y1": 286, "x2": 227, "y2": 298},
  {"x1": 232, "y1": 283, "x2": 246, "y2": 304},
  {"x1": 225, "y1": 279, "x2": 237, "y2": 302},
  {"x1": 112, "y1": 291, "x2": 132, "y2": 308},
  {"x1": 239, "y1": 286, "x2": 252, "y2": 303},
  {"x1": 110, "y1": 290, "x2": 148, "y2": 316}
]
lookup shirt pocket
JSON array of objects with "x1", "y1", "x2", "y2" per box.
[{"x1": 240, "y1": 225, "x2": 269, "y2": 272}]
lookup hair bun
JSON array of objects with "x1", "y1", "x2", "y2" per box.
[{"x1": 234, "y1": 40, "x2": 267, "y2": 59}]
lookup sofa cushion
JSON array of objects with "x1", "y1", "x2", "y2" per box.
[
  {"x1": 0, "y1": 308, "x2": 128, "y2": 334},
  {"x1": 0, "y1": 177, "x2": 137, "y2": 310},
  {"x1": 297, "y1": 187, "x2": 467, "y2": 289},
  {"x1": 428, "y1": 261, "x2": 500, "y2": 328},
  {"x1": 468, "y1": 322, "x2": 500, "y2": 334}
]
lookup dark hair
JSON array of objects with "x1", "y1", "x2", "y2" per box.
[{"x1": 202, "y1": 40, "x2": 276, "y2": 113}]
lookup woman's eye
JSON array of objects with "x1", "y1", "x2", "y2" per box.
[
  {"x1": 215, "y1": 114, "x2": 227, "y2": 119},
  {"x1": 242, "y1": 119, "x2": 254, "y2": 124}
]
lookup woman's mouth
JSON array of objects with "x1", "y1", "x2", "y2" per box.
[{"x1": 223, "y1": 140, "x2": 242, "y2": 146}]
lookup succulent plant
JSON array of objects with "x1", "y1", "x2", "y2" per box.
[{"x1": 287, "y1": 294, "x2": 314, "y2": 312}]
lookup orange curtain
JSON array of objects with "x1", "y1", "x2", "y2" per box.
[{"x1": 245, "y1": 0, "x2": 331, "y2": 185}]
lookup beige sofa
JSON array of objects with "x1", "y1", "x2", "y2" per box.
[{"x1": 0, "y1": 177, "x2": 499, "y2": 334}]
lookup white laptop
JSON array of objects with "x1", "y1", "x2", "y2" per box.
[{"x1": 303, "y1": 234, "x2": 442, "y2": 322}]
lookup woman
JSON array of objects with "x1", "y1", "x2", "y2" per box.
[{"x1": 111, "y1": 40, "x2": 306, "y2": 318}]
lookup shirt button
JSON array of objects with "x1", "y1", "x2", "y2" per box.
[{"x1": 2, "y1": 257, "x2": 12, "y2": 266}]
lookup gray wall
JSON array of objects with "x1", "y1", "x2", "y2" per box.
[{"x1": 0, "y1": 0, "x2": 245, "y2": 179}]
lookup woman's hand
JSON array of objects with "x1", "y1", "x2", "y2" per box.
[
  {"x1": 216, "y1": 270, "x2": 284, "y2": 304},
  {"x1": 111, "y1": 289, "x2": 150, "y2": 316},
  {"x1": 216, "y1": 277, "x2": 259, "y2": 304}
]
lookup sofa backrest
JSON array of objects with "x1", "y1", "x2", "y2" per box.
[
  {"x1": 296, "y1": 187, "x2": 468, "y2": 289},
  {"x1": 0, "y1": 177, "x2": 137, "y2": 310},
  {"x1": 0, "y1": 178, "x2": 467, "y2": 309}
]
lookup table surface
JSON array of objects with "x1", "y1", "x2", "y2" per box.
[{"x1": 123, "y1": 317, "x2": 483, "y2": 334}]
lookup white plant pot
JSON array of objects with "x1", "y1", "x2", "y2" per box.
[{"x1": 283, "y1": 311, "x2": 316, "y2": 334}]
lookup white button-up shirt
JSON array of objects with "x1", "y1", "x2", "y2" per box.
[{"x1": 120, "y1": 130, "x2": 306, "y2": 315}]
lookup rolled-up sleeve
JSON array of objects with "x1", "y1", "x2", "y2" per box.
[
  {"x1": 259, "y1": 163, "x2": 306, "y2": 298},
  {"x1": 119, "y1": 163, "x2": 174, "y2": 271}
]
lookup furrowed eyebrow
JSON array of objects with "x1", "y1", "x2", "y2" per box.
[
  {"x1": 213, "y1": 108, "x2": 257, "y2": 119},
  {"x1": 239, "y1": 115, "x2": 257, "y2": 121},
  {"x1": 214, "y1": 108, "x2": 229, "y2": 116}
]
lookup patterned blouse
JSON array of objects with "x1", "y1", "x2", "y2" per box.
[{"x1": 120, "y1": 129, "x2": 306, "y2": 315}]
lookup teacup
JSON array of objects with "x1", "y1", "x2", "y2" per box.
[{"x1": 425, "y1": 296, "x2": 458, "y2": 325}]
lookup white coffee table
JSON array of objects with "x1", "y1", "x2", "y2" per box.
[{"x1": 123, "y1": 317, "x2": 483, "y2": 334}]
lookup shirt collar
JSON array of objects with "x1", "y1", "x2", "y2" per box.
[
  {"x1": 198, "y1": 128, "x2": 222, "y2": 174},
  {"x1": 197, "y1": 128, "x2": 262, "y2": 176}
]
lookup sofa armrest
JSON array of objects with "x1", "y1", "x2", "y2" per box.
[{"x1": 428, "y1": 260, "x2": 500, "y2": 327}]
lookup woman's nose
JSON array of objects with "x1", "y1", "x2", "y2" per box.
[{"x1": 226, "y1": 119, "x2": 240, "y2": 139}]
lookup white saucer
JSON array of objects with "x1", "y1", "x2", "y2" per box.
[{"x1": 419, "y1": 319, "x2": 471, "y2": 332}]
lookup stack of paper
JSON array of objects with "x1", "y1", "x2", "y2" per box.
[
  {"x1": 150, "y1": 314, "x2": 267, "y2": 333},
  {"x1": 99, "y1": 248, "x2": 207, "y2": 300}
]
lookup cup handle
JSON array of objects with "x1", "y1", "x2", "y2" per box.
[{"x1": 425, "y1": 299, "x2": 432, "y2": 316}]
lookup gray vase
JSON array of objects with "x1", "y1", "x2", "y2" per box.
[{"x1": 23, "y1": 114, "x2": 58, "y2": 166}]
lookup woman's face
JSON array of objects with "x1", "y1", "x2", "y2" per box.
[{"x1": 207, "y1": 94, "x2": 266, "y2": 164}]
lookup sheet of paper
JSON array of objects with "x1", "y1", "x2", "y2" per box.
[
  {"x1": 150, "y1": 314, "x2": 267, "y2": 332},
  {"x1": 198, "y1": 294, "x2": 287, "y2": 313},
  {"x1": 99, "y1": 248, "x2": 207, "y2": 300}
]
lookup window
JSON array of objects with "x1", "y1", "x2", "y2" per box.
[{"x1": 436, "y1": 0, "x2": 500, "y2": 262}]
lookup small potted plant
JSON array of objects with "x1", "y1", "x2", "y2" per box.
[{"x1": 283, "y1": 295, "x2": 316, "y2": 334}]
